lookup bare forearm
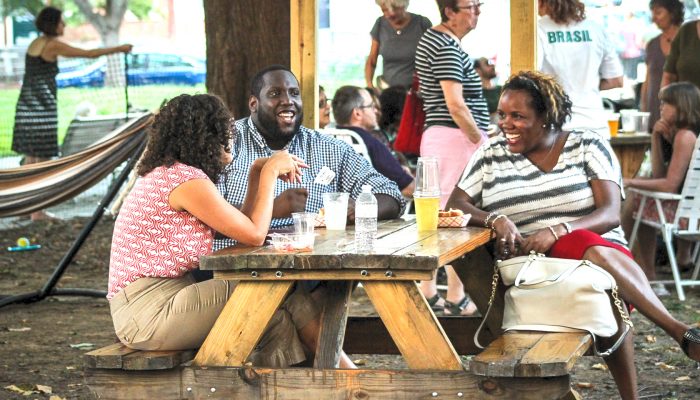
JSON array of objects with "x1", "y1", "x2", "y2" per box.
[
  {"x1": 365, "y1": 59, "x2": 376, "y2": 88},
  {"x1": 376, "y1": 194, "x2": 401, "y2": 219},
  {"x1": 599, "y1": 76, "x2": 623, "y2": 90},
  {"x1": 625, "y1": 177, "x2": 678, "y2": 193},
  {"x1": 449, "y1": 105, "x2": 482, "y2": 144}
]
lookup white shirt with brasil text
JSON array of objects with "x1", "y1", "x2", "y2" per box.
[{"x1": 537, "y1": 16, "x2": 623, "y2": 138}]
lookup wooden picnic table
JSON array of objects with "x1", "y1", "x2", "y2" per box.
[
  {"x1": 611, "y1": 132, "x2": 651, "y2": 179},
  {"x1": 85, "y1": 217, "x2": 592, "y2": 398},
  {"x1": 194, "y1": 218, "x2": 491, "y2": 370}
]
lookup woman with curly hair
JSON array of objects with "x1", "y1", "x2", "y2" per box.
[
  {"x1": 447, "y1": 71, "x2": 700, "y2": 399},
  {"x1": 106, "y1": 94, "x2": 355, "y2": 368},
  {"x1": 537, "y1": 0, "x2": 623, "y2": 138}
]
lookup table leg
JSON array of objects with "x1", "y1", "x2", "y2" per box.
[
  {"x1": 363, "y1": 280, "x2": 463, "y2": 370},
  {"x1": 193, "y1": 281, "x2": 293, "y2": 367},
  {"x1": 313, "y1": 281, "x2": 354, "y2": 368}
]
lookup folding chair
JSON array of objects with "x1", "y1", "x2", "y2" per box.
[
  {"x1": 320, "y1": 128, "x2": 372, "y2": 162},
  {"x1": 628, "y1": 138, "x2": 700, "y2": 300}
]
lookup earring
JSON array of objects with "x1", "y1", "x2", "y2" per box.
[{"x1": 542, "y1": 124, "x2": 547, "y2": 128}]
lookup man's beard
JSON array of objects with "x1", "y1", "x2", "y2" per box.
[{"x1": 255, "y1": 107, "x2": 304, "y2": 148}]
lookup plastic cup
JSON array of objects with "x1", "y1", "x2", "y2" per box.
[
  {"x1": 620, "y1": 110, "x2": 636, "y2": 133},
  {"x1": 607, "y1": 113, "x2": 620, "y2": 137},
  {"x1": 322, "y1": 192, "x2": 349, "y2": 230},
  {"x1": 415, "y1": 157, "x2": 440, "y2": 195},
  {"x1": 635, "y1": 112, "x2": 650, "y2": 133},
  {"x1": 414, "y1": 195, "x2": 440, "y2": 231},
  {"x1": 292, "y1": 212, "x2": 317, "y2": 235}
]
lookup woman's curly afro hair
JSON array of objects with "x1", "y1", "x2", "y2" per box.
[{"x1": 137, "y1": 94, "x2": 233, "y2": 182}]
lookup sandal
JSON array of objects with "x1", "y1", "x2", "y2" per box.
[
  {"x1": 426, "y1": 293, "x2": 444, "y2": 312},
  {"x1": 681, "y1": 327, "x2": 700, "y2": 361},
  {"x1": 444, "y1": 296, "x2": 478, "y2": 316}
]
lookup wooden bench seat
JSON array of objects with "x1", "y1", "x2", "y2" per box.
[
  {"x1": 470, "y1": 331, "x2": 592, "y2": 378},
  {"x1": 84, "y1": 343, "x2": 195, "y2": 370}
]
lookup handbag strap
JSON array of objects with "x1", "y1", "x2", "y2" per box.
[
  {"x1": 588, "y1": 285, "x2": 634, "y2": 357},
  {"x1": 474, "y1": 260, "x2": 500, "y2": 349}
]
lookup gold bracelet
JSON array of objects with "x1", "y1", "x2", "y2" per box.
[{"x1": 547, "y1": 226, "x2": 559, "y2": 241}]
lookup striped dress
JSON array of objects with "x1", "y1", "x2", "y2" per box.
[
  {"x1": 414, "y1": 28, "x2": 489, "y2": 130},
  {"x1": 457, "y1": 130, "x2": 627, "y2": 246},
  {"x1": 11, "y1": 54, "x2": 59, "y2": 158}
]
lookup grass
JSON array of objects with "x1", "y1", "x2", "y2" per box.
[{"x1": 0, "y1": 84, "x2": 205, "y2": 156}]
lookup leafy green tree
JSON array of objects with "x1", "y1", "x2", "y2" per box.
[{"x1": 2, "y1": 0, "x2": 152, "y2": 45}]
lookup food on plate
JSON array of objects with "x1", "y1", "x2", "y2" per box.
[{"x1": 438, "y1": 208, "x2": 464, "y2": 218}]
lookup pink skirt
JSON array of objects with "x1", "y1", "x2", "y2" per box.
[{"x1": 420, "y1": 125, "x2": 486, "y2": 208}]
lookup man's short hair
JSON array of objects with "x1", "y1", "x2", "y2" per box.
[
  {"x1": 473, "y1": 57, "x2": 490, "y2": 70},
  {"x1": 332, "y1": 86, "x2": 365, "y2": 125},
  {"x1": 250, "y1": 65, "x2": 295, "y2": 97}
]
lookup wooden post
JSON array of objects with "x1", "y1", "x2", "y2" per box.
[
  {"x1": 290, "y1": 0, "x2": 318, "y2": 129},
  {"x1": 510, "y1": 0, "x2": 537, "y2": 73}
]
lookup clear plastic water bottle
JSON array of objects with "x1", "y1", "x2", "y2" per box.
[{"x1": 355, "y1": 185, "x2": 377, "y2": 252}]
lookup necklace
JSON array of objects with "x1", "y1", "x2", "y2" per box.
[
  {"x1": 441, "y1": 22, "x2": 460, "y2": 40},
  {"x1": 528, "y1": 133, "x2": 559, "y2": 166}
]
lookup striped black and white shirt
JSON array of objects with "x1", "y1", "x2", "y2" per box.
[
  {"x1": 457, "y1": 130, "x2": 627, "y2": 246},
  {"x1": 415, "y1": 29, "x2": 489, "y2": 131}
]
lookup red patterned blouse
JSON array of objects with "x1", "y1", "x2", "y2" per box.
[{"x1": 107, "y1": 163, "x2": 213, "y2": 299}]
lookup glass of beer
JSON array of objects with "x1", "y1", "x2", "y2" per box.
[
  {"x1": 414, "y1": 157, "x2": 440, "y2": 231},
  {"x1": 607, "y1": 113, "x2": 620, "y2": 137}
]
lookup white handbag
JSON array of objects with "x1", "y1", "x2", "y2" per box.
[{"x1": 475, "y1": 251, "x2": 633, "y2": 357}]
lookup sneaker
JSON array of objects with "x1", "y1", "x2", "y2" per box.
[{"x1": 652, "y1": 282, "x2": 670, "y2": 297}]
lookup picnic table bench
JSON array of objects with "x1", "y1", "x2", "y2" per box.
[{"x1": 85, "y1": 218, "x2": 593, "y2": 399}]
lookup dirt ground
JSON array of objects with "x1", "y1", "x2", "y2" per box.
[{"x1": 0, "y1": 217, "x2": 699, "y2": 399}]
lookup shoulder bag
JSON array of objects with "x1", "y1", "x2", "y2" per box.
[
  {"x1": 474, "y1": 251, "x2": 633, "y2": 357},
  {"x1": 393, "y1": 74, "x2": 425, "y2": 155}
]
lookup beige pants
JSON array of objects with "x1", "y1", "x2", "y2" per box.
[{"x1": 109, "y1": 274, "x2": 319, "y2": 367}]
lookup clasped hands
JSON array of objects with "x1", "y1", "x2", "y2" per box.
[{"x1": 491, "y1": 216, "x2": 557, "y2": 259}]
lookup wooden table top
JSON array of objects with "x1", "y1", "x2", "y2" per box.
[
  {"x1": 610, "y1": 131, "x2": 651, "y2": 145},
  {"x1": 201, "y1": 217, "x2": 491, "y2": 273}
]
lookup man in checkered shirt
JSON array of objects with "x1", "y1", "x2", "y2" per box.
[{"x1": 214, "y1": 65, "x2": 405, "y2": 250}]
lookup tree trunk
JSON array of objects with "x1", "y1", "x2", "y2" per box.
[
  {"x1": 204, "y1": 0, "x2": 290, "y2": 119},
  {"x1": 73, "y1": 0, "x2": 128, "y2": 87}
]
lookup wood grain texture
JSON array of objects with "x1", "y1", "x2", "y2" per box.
[
  {"x1": 203, "y1": 220, "x2": 489, "y2": 273},
  {"x1": 510, "y1": 0, "x2": 537, "y2": 73},
  {"x1": 86, "y1": 365, "x2": 574, "y2": 400},
  {"x1": 122, "y1": 349, "x2": 195, "y2": 371},
  {"x1": 84, "y1": 343, "x2": 139, "y2": 369},
  {"x1": 470, "y1": 331, "x2": 592, "y2": 378},
  {"x1": 343, "y1": 316, "x2": 494, "y2": 355},
  {"x1": 214, "y1": 269, "x2": 432, "y2": 281},
  {"x1": 314, "y1": 281, "x2": 354, "y2": 368},
  {"x1": 363, "y1": 281, "x2": 463, "y2": 370},
  {"x1": 290, "y1": 0, "x2": 317, "y2": 129},
  {"x1": 193, "y1": 281, "x2": 292, "y2": 367}
]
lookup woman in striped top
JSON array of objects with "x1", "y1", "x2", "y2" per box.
[
  {"x1": 415, "y1": 0, "x2": 489, "y2": 316},
  {"x1": 448, "y1": 70, "x2": 700, "y2": 399}
]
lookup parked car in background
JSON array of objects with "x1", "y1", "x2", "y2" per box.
[{"x1": 56, "y1": 52, "x2": 206, "y2": 88}]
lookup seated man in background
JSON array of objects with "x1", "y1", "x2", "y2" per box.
[
  {"x1": 473, "y1": 57, "x2": 501, "y2": 124},
  {"x1": 214, "y1": 65, "x2": 405, "y2": 251},
  {"x1": 332, "y1": 85, "x2": 415, "y2": 198}
]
